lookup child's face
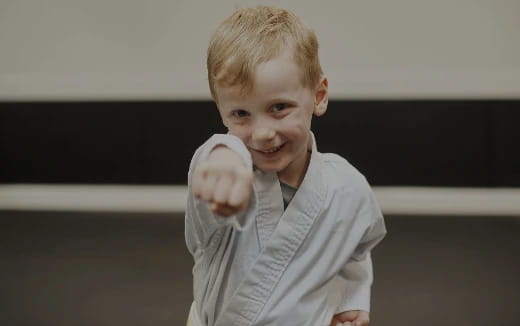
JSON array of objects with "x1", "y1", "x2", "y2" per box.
[{"x1": 214, "y1": 50, "x2": 328, "y2": 186}]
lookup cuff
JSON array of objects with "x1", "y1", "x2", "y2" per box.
[
  {"x1": 335, "y1": 282, "x2": 372, "y2": 313},
  {"x1": 198, "y1": 134, "x2": 253, "y2": 170}
]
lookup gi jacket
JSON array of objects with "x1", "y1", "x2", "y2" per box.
[{"x1": 185, "y1": 134, "x2": 386, "y2": 326}]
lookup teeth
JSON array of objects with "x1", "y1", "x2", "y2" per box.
[{"x1": 262, "y1": 145, "x2": 281, "y2": 153}]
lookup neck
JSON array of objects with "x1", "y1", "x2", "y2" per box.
[
  {"x1": 278, "y1": 148, "x2": 311, "y2": 188},
  {"x1": 278, "y1": 132, "x2": 314, "y2": 187}
]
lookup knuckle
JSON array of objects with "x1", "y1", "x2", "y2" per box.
[
  {"x1": 201, "y1": 187, "x2": 214, "y2": 199},
  {"x1": 198, "y1": 163, "x2": 210, "y2": 174},
  {"x1": 192, "y1": 170, "x2": 203, "y2": 183},
  {"x1": 214, "y1": 164, "x2": 236, "y2": 178},
  {"x1": 238, "y1": 169, "x2": 253, "y2": 181}
]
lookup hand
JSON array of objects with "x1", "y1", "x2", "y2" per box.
[
  {"x1": 330, "y1": 310, "x2": 369, "y2": 326},
  {"x1": 192, "y1": 146, "x2": 253, "y2": 217}
]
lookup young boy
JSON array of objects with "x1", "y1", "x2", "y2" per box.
[{"x1": 185, "y1": 6, "x2": 386, "y2": 326}]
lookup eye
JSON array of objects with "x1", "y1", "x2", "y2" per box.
[
  {"x1": 231, "y1": 109, "x2": 250, "y2": 118},
  {"x1": 272, "y1": 103, "x2": 288, "y2": 112}
]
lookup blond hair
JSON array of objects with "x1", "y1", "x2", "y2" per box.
[{"x1": 207, "y1": 6, "x2": 323, "y2": 100}]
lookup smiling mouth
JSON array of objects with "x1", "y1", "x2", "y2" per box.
[{"x1": 254, "y1": 143, "x2": 285, "y2": 154}]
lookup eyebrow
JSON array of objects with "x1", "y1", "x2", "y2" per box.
[{"x1": 266, "y1": 97, "x2": 297, "y2": 105}]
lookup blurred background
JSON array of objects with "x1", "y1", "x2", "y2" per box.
[{"x1": 1, "y1": 0, "x2": 519, "y2": 325}]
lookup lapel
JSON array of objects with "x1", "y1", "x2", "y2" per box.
[
  {"x1": 254, "y1": 171, "x2": 284, "y2": 247},
  {"x1": 215, "y1": 134, "x2": 328, "y2": 326}
]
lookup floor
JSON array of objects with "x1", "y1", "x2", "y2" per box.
[{"x1": 1, "y1": 211, "x2": 519, "y2": 326}]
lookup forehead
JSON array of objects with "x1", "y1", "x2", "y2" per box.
[{"x1": 215, "y1": 52, "x2": 307, "y2": 105}]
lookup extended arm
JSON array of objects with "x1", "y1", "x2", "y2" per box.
[{"x1": 185, "y1": 134, "x2": 254, "y2": 255}]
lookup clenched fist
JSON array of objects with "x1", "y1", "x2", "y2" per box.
[
  {"x1": 192, "y1": 146, "x2": 254, "y2": 217},
  {"x1": 330, "y1": 310, "x2": 369, "y2": 326}
]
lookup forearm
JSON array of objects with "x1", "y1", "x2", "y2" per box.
[{"x1": 336, "y1": 253, "x2": 373, "y2": 313}]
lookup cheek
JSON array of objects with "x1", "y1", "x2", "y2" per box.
[
  {"x1": 227, "y1": 126, "x2": 250, "y2": 142},
  {"x1": 283, "y1": 113, "x2": 312, "y2": 135}
]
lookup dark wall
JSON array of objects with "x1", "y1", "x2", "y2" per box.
[{"x1": 1, "y1": 100, "x2": 519, "y2": 186}]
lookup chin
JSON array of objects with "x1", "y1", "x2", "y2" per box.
[
  {"x1": 256, "y1": 166, "x2": 283, "y2": 173},
  {"x1": 254, "y1": 162, "x2": 287, "y2": 173}
]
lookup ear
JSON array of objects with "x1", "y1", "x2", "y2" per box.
[{"x1": 313, "y1": 76, "x2": 328, "y2": 117}]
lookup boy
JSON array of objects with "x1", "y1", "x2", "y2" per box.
[{"x1": 185, "y1": 6, "x2": 386, "y2": 326}]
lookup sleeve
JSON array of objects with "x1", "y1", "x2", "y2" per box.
[
  {"x1": 335, "y1": 253, "x2": 373, "y2": 313},
  {"x1": 335, "y1": 188, "x2": 387, "y2": 313},
  {"x1": 185, "y1": 134, "x2": 255, "y2": 255}
]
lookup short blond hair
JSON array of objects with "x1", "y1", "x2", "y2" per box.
[{"x1": 207, "y1": 6, "x2": 323, "y2": 100}]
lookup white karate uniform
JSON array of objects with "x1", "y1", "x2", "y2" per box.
[{"x1": 185, "y1": 133, "x2": 386, "y2": 326}]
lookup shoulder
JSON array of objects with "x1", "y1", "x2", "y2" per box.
[
  {"x1": 317, "y1": 152, "x2": 373, "y2": 197},
  {"x1": 316, "y1": 152, "x2": 382, "y2": 226}
]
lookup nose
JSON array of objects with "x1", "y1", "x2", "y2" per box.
[{"x1": 252, "y1": 121, "x2": 276, "y2": 144}]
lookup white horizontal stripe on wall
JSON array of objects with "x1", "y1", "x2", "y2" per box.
[{"x1": 1, "y1": 184, "x2": 519, "y2": 216}]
